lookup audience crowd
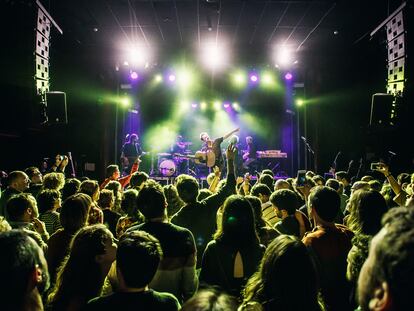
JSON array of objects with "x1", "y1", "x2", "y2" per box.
[{"x1": 1, "y1": 149, "x2": 414, "y2": 311}]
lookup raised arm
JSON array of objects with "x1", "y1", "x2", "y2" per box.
[{"x1": 222, "y1": 128, "x2": 240, "y2": 140}]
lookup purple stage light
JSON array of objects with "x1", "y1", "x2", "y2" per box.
[
  {"x1": 223, "y1": 103, "x2": 230, "y2": 108},
  {"x1": 284, "y1": 72, "x2": 293, "y2": 80},
  {"x1": 191, "y1": 103, "x2": 198, "y2": 108},
  {"x1": 250, "y1": 74, "x2": 258, "y2": 82},
  {"x1": 130, "y1": 71, "x2": 138, "y2": 80},
  {"x1": 168, "y1": 74, "x2": 176, "y2": 82}
]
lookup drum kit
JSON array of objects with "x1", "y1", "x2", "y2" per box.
[{"x1": 155, "y1": 142, "x2": 193, "y2": 177}]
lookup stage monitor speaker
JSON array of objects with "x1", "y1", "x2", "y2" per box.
[
  {"x1": 46, "y1": 91, "x2": 67, "y2": 124},
  {"x1": 369, "y1": 93, "x2": 395, "y2": 126}
]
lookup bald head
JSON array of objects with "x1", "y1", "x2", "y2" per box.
[
  {"x1": 274, "y1": 179, "x2": 290, "y2": 191},
  {"x1": 8, "y1": 171, "x2": 30, "y2": 192}
]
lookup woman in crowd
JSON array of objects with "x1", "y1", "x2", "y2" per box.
[
  {"x1": 240, "y1": 235, "x2": 323, "y2": 311},
  {"x1": 199, "y1": 195, "x2": 265, "y2": 298},
  {"x1": 46, "y1": 193, "x2": 91, "y2": 283},
  {"x1": 78, "y1": 180, "x2": 104, "y2": 224},
  {"x1": 116, "y1": 189, "x2": 144, "y2": 237},
  {"x1": 47, "y1": 224, "x2": 117, "y2": 311}
]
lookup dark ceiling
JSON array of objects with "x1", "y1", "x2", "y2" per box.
[{"x1": 47, "y1": 0, "x2": 396, "y2": 54}]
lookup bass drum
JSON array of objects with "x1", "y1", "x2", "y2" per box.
[{"x1": 159, "y1": 159, "x2": 176, "y2": 177}]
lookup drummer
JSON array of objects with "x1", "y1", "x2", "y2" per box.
[{"x1": 171, "y1": 135, "x2": 187, "y2": 154}]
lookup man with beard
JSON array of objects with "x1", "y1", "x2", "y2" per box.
[
  {"x1": 357, "y1": 207, "x2": 414, "y2": 311},
  {"x1": 0, "y1": 230, "x2": 50, "y2": 311}
]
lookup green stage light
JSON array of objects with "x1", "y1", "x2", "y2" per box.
[
  {"x1": 154, "y1": 74, "x2": 163, "y2": 83},
  {"x1": 120, "y1": 97, "x2": 131, "y2": 107},
  {"x1": 213, "y1": 101, "x2": 222, "y2": 111},
  {"x1": 232, "y1": 102, "x2": 240, "y2": 111},
  {"x1": 177, "y1": 69, "x2": 193, "y2": 88},
  {"x1": 262, "y1": 72, "x2": 274, "y2": 86},
  {"x1": 296, "y1": 98, "x2": 304, "y2": 107},
  {"x1": 200, "y1": 101, "x2": 207, "y2": 111},
  {"x1": 232, "y1": 71, "x2": 246, "y2": 87}
]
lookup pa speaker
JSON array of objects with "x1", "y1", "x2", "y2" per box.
[
  {"x1": 46, "y1": 91, "x2": 67, "y2": 124},
  {"x1": 370, "y1": 93, "x2": 395, "y2": 126}
]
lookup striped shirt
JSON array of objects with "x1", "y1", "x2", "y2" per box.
[
  {"x1": 261, "y1": 201, "x2": 280, "y2": 226},
  {"x1": 39, "y1": 211, "x2": 62, "y2": 236}
]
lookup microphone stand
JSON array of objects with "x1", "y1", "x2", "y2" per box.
[{"x1": 301, "y1": 136, "x2": 315, "y2": 171}]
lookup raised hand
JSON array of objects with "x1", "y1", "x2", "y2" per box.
[{"x1": 226, "y1": 143, "x2": 237, "y2": 161}]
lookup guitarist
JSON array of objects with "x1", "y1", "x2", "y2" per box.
[
  {"x1": 200, "y1": 128, "x2": 240, "y2": 171},
  {"x1": 120, "y1": 133, "x2": 142, "y2": 174}
]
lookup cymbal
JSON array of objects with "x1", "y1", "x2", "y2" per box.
[{"x1": 157, "y1": 153, "x2": 171, "y2": 156}]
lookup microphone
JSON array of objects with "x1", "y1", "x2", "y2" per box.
[{"x1": 388, "y1": 150, "x2": 396, "y2": 156}]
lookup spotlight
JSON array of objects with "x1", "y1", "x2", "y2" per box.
[
  {"x1": 232, "y1": 71, "x2": 246, "y2": 87},
  {"x1": 232, "y1": 102, "x2": 240, "y2": 110},
  {"x1": 130, "y1": 71, "x2": 138, "y2": 80},
  {"x1": 177, "y1": 69, "x2": 192, "y2": 87},
  {"x1": 191, "y1": 103, "x2": 198, "y2": 108},
  {"x1": 200, "y1": 101, "x2": 207, "y2": 110},
  {"x1": 201, "y1": 44, "x2": 229, "y2": 71},
  {"x1": 128, "y1": 46, "x2": 149, "y2": 67},
  {"x1": 250, "y1": 74, "x2": 258, "y2": 83},
  {"x1": 168, "y1": 74, "x2": 176, "y2": 82},
  {"x1": 120, "y1": 97, "x2": 131, "y2": 107},
  {"x1": 213, "y1": 101, "x2": 221, "y2": 111},
  {"x1": 296, "y1": 98, "x2": 304, "y2": 107},
  {"x1": 223, "y1": 103, "x2": 230, "y2": 108},
  {"x1": 262, "y1": 72, "x2": 274, "y2": 85},
  {"x1": 275, "y1": 46, "x2": 293, "y2": 67},
  {"x1": 154, "y1": 74, "x2": 163, "y2": 83},
  {"x1": 123, "y1": 61, "x2": 129, "y2": 66},
  {"x1": 284, "y1": 72, "x2": 293, "y2": 80}
]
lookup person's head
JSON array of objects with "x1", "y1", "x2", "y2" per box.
[
  {"x1": 79, "y1": 180, "x2": 100, "y2": 202},
  {"x1": 214, "y1": 195, "x2": 259, "y2": 245},
  {"x1": 261, "y1": 169, "x2": 274, "y2": 178},
  {"x1": 116, "y1": 231, "x2": 162, "y2": 289},
  {"x1": 243, "y1": 235, "x2": 319, "y2": 311},
  {"x1": 129, "y1": 171, "x2": 149, "y2": 190},
  {"x1": 136, "y1": 184, "x2": 167, "y2": 220},
  {"x1": 6, "y1": 193, "x2": 38, "y2": 222},
  {"x1": 361, "y1": 175, "x2": 374, "y2": 182},
  {"x1": 251, "y1": 183, "x2": 272, "y2": 203},
  {"x1": 335, "y1": 171, "x2": 351, "y2": 186},
  {"x1": 312, "y1": 175, "x2": 325, "y2": 186},
  {"x1": 25, "y1": 167, "x2": 43, "y2": 184},
  {"x1": 397, "y1": 173, "x2": 410, "y2": 186},
  {"x1": 259, "y1": 174, "x2": 274, "y2": 191},
  {"x1": 245, "y1": 195, "x2": 266, "y2": 229},
  {"x1": 246, "y1": 136, "x2": 253, "y2": 144},
  {"x1": 358, "y1": 207, "x2": 414, "y2": 311},
  {"x1": 308, "y1": 186, "x2": 340, "y2": 224},
  {"x1": 325, "y1": 178, "x2": 340, "y2": 192},
  {"x1": 98, "y1": 189, "x2": 114, "y2": 210},
  {"x1": 270, "y1": 189, "x2": 298, "y2": 218},
  {"x1": 121, "y1": 189, "x2": 143, "y2": 222},
  {"x1": 7, "y1": 171, "x2": 30, "y2": 192},
  {"x1": 368, "y1": 180, "x2": 382, "y2": 192},
  {"x1": 176, "y1": 174, "x2": 200, "y2": 203},
  {"x1": 198, "y1": 188, "x2": 213, "y2": 201},
  {"x1": 106, "y1": 164, "x2": 120, "y2": 180},
  {"x1": 162, "y1": 184, "x2": 184, "y2": 217},
  {"x1": 274, "y1": 179, "x2": 291, "y2": 191},
  {"x1": 200, "y1": 132, "x2": 210, "y2": 142},
  {"x1": 104, "y1": 180, "x2": 122, "y2": 200},
  {"x1": 0, "y1": 230, "x2": 50, "y2": 310},
  {"x1": 347, "y1": 189, "x2": 388, "y2": 236},
  {"x1": 61, "y1": 178, "x2": 81, "y2": 201},
  {"x1": 129, "y1": 133, "x2": 139, "y2": 143},
  {"x1": 351, "y1": 181, "x2": 370, "y2": 194},
  {"x1": 43, "y1": 172, "x2": 65, "y2": 191},
  {"x1": 181, "y1": 288, "x2": 238, "y2": 311},
  {"x1": 60, "y1": 193, "x2": 91, "y2": 233},
  {"x1": 37, "y1": 189, "x2": 61, "y2": 214},
  {"x1": 49, "y1": 225, "x2": 116, "y2": 306}
]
